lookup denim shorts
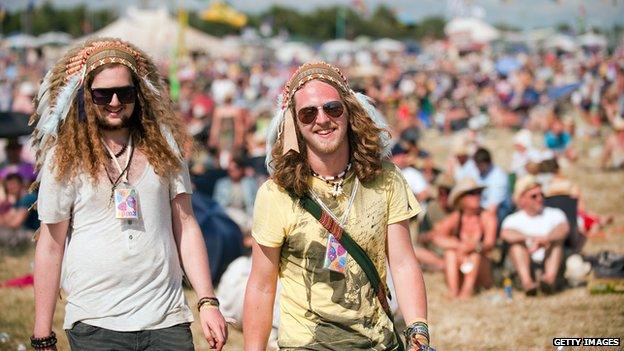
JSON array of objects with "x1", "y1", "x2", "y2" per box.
[{"x1": 65, "y1": 321, "x2": 194, "y2": 350}]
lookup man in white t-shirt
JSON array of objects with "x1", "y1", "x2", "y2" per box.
[
  {"x1": 501, "y1": 175, "x2": 569, "y2": 296},
  {"x1": 30, "y1": 39, "x2": 226, "y2": 350}
]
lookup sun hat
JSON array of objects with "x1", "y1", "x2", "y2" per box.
[
  {"x1": 448, "y1": 178, "x2": 485, "y2": 208},
  {"x1": 512, "y1": 175, "x2": 540, "y2": 203}
]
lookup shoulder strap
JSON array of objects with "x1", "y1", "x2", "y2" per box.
[
  {"x1": 293, "y1": 192, "x2": 393, "y2": 319},
  {"x1": 291, "y1": 191, "x2": 406, "y2": 351}
]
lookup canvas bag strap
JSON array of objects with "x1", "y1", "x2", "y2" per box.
[
  {"x1": 292, "y1": 192, "x2": 393, "y2": 318},
  {"x1": 293, "y1": 192, "x2": 405, "y2": 351}
]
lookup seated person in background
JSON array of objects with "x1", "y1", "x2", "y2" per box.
[
  {"x1": 0, "y1": 173, "x2": 38, "y2": 246},
  {"x1": 501, "y1": 175, "x2": 569, "y2": 295},
  {"x1": 544, "y1": 117, "x2": 577, "y2": 162},
  {"x1": 432, "y1": 179, "x2": 497, "y2": 298},
  {"x1": 0, "y1": 138, "x2": 36, "y2": 185},
  {"x1": 416, "y1": 174, "x2": 456, "y2": 271},
  {"x1": 447, "y1": 136, "x2": 479, "y2": 182},
  {"x1": 392, "y1": 148, "x2": 431, "y2": 203},
  {"x1": 473, "y1": 147, "x2": 510, "y2": 220},
  {"x1": 510, "y1": 129, "x2": 543, "y2": 177},
  {"x1": 601, "y1": 118, "x2": 624, "y2": 170},
  {"x1": 213, "y1": 156, "x2": 258, "y2": 239}
]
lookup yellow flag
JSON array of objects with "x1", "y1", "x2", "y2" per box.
[{"x1": 200, "y1": 1, "x2": 247, "y2": 28}]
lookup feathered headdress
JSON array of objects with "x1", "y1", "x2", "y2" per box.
[
  {"x1": 29, "y1": 38, "x2": 179, "y2": 186},
  {"x1": 265, "y1": 61, "x2": 392, "y2": 175}
]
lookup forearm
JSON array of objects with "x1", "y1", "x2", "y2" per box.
[
  {"x1": 33, "y1": 224, "x2": 67, "y2": 337},
  {"x1": 387, "y1": 220, "x2": 427, "y2": 324},
  {"x1": 177, "y1": 223, "x2": 215, "y2": 298},
  {"x1": 501, "y1": 229, "x2": 527, "y2": 244},
  {"x1": 547, "y1": 222, "x2": 570, "y2": 243},
  {"x1": 391, "y1": 255, "x2": 427, "y2": 324},
  {"x1": 432, "y1": 235, "x2": 461, "y2": 250},
  {"x1": 242, "y1": 277, "x2": 276, "y2": 351}
]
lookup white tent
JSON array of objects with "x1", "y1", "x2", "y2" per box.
[
  {"x1": 371, "y1": 38, "x2": 405, "y2": 53},
  {"x1": 544, "y1": 34, "x2": 578, "y2": 52},
  {"x1": 80, "y1": 7, "x2": 224, "y2": 61},
  {"x1": 5, "y1": 33, "x2": 38, "y2": 48},
  {"x1": 578, "y1": 32, "x2": 608, "y2": 49},
  {"x1": 445, "y1": 17, "x2": 500, "y2": 44},
  {"x1": 320, "y1": 39, "x2": 360, "y2": 56},
  {"x1": 37, "y1": 32, "x2": 73, "y2": 46},
  {"x1": 272, "y1": 41, "x2": 315, "y2": 64}
]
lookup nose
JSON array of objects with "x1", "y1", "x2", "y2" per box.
[
  {"x1": 314, "y1": 106, "x2": 332, "y2": 124},
  {"x1": 109, "y1": 93, "x2": 121, "y2": 106}
]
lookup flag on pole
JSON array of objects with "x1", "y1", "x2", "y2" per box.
[
  {"x1": 200, "y1": 1, "x2": 247, "y2": 28},
  {"x1": 169, "y1": 8, "x2": 187, "y2": 102}
]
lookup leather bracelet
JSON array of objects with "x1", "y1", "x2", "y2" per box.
[
  {"x1": 30, "y1": 331, "x2": 57, "y2": 349},
  {"x1": 197, "y1": 296, "x2": 220, "y2": 311}
]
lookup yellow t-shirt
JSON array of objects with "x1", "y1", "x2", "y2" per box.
[{"x1": 252, "y1": 162, "x2": 421, "y2": 350}]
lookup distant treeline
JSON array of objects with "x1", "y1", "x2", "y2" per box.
[{"x1": 1, "y1": 3, "x2": 447, "y2": 40}]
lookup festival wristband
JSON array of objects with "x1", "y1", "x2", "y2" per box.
[{"x1": 197, "y1": 296, "x2": 220, "y2": 311}]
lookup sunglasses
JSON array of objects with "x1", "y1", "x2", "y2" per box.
[
  {"x1": 465, "y1": 189, "x2": 482, "y2": 196},
  {"x1": 296, "y1": 100, "x2": 344, "y2": 124},
  {"x1": 529, "y1": 192, "x2": 544, "y2": 200},
  {"x1": 90, "y1": 86, "x2": 137, "y2": 105}
]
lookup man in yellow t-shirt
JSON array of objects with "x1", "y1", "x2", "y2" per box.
[{"x1": 243, "y1": 62, "x2": 430, "y2": 351}]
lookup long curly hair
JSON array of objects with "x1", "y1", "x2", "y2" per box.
[
  {"x1": 32, "y1": 38, "x2": 189, "y2": 184},
  {"x1": 270, "y1": 78, "x2": 388, "y2": 197}
]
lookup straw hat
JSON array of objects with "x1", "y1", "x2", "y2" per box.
[
  {"x1": 448, "y1": 178, "x2": 485, "y2": 208},
  {"x1": 451, "y1": 137, "x2": 470, "y2": 156},
  {"x1": 434, "y1": 173, "x2": 455, "y2": 190},
  {"x1": 512, "y1": 175, "x2": 540, "y2": 203}
]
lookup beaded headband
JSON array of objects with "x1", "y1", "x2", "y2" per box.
[
  {"x1": 29, "y1": 38, "x2": 177, "y2": 187},
  {"x1": 265, "y1": 61, "x2": 392, "y2": 175}
]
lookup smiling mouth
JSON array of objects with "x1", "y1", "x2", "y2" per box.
[
  {"x1": 106, "y1": 107, "x2": 123, "y2": 114},
  {"x1": 315, "y1": 128, "x2": 335, "y2": 136}
]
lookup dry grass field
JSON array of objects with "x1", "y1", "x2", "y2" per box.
[{"x1": 1, "y1": 128, "x2": 623, "y2": 351}]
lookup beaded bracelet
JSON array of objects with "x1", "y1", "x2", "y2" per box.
[
  {"x1": 30, "y1": 331, "x2": 57, "y2": 349},
  {"x1": 197, "y1": 296, "x2": 220, "y2": 311},
  {"x1": 404, "y1": 321, "x2": 430, "y2": 348}
]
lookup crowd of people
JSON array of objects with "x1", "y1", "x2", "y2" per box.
[{"x1": 0, "y1": 33, "x2": 622, "y2": 349}]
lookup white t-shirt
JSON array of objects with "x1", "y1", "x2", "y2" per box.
[
  {"x1": 38, "y1": 155, "x2": 194, "y2": 331},
  {"x1": 501, "y1": 207, "x2": 567, "y2": 238},
  {"x1": 401, "y1": 167, "x2": 429, "y2": 195},
  {"x1": 501, "y1": 207, "x2": 567, "y2": 262}
]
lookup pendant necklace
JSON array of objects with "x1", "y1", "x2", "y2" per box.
[{"x1": 311, "y1": 162, "x2": 352, "y2": 197}]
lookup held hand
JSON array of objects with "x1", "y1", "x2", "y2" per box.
[
  {"x1": 533, "y1": 236, "x2": 551, "y2": 249},
  {"x1": 199, "y1": 307, "x2": 228, "y2": 350}
]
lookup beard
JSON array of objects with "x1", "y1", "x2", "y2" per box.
[{"x1": 96, "y1": 110, "x2": 139, "y2": 131}]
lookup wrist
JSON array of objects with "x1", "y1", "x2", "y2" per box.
[
  {"x1": 30, "y1": 330, "x2": 57, "y2": 350},
  {"x1": 197, "y1": 296, "x2": 220, "y2": 311},
  {"x1": 404, "y1": 320, "x2": 430, "y2": 348}
]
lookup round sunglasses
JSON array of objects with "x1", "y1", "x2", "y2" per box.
[
  {"x1": 90, "y1": 86, "x2": 137, "y2": 105},
  {"x1": 296, "y1": 100, "x2": 344, "y2": 124}
]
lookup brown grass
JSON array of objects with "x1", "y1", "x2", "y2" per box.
[{"x1": 1, "y1": 128, "x2": 623, "y2": 351}]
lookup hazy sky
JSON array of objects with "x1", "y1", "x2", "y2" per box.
[{"x1": 4, "y1": 0, "x2": 624, "y2": 30}]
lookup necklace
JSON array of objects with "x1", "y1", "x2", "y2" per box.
[
  {"x1": 108, "y1": 143, "x2": 128, "y2": 158},
  {"x1": 311, "y1": 162, "x2": 352, "y2": 197}
]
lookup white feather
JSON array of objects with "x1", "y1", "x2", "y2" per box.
[
  {"x1": 265, "y1": 94, "x2": 287, "y2": 175},
  {"x1": 142, "y1": 76, "x2": 160, "y2": 97},
  {"x1": 38, "y1": 74, "x2": 81, "y2": 136},
  {"x1": 354, "y1": 92, "x2": 392, "y2": 159},
  {"x1": 160, "y1": 125, "x2": 182, "y2": 160}
]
